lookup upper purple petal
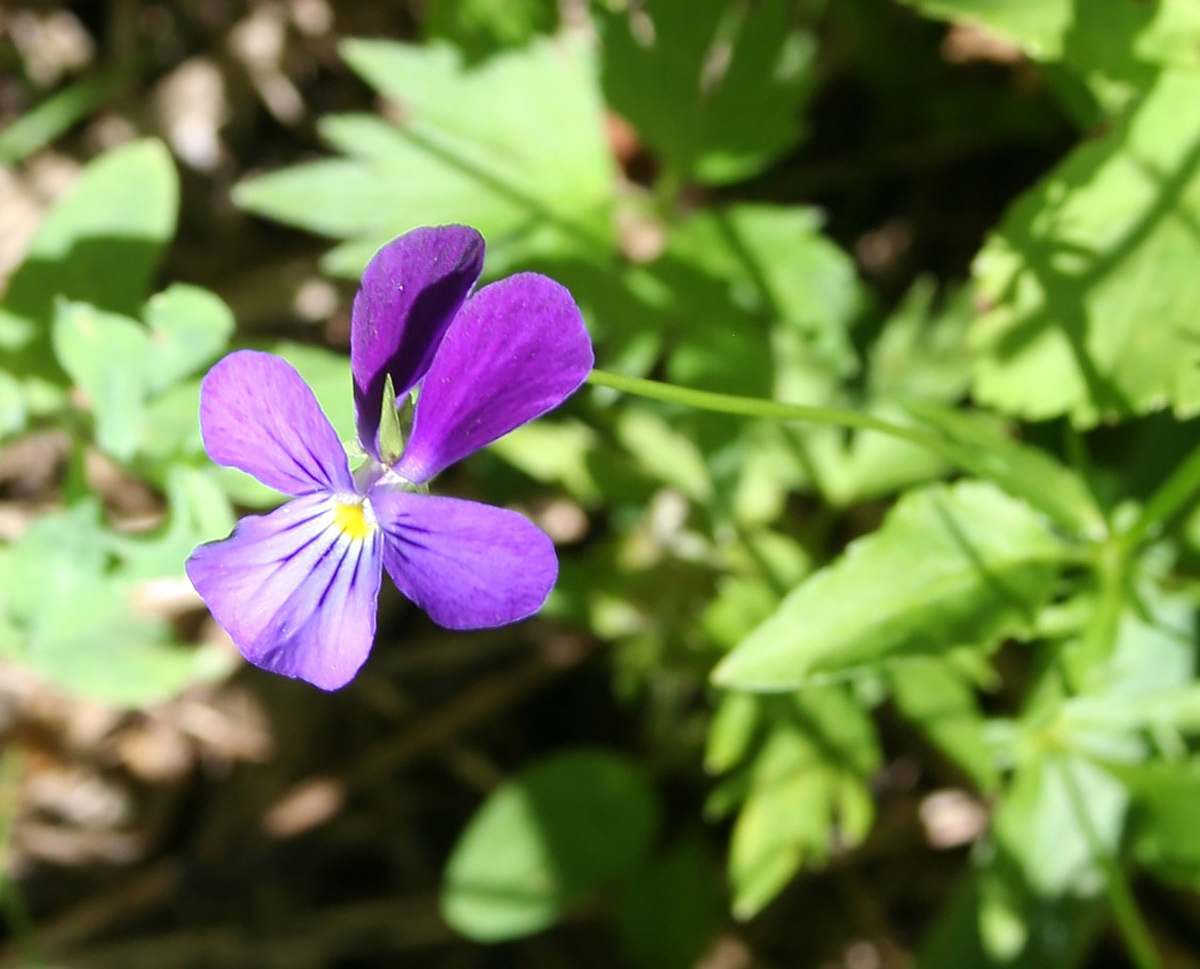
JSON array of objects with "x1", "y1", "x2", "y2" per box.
[
  {"x1": 393, "y1": 273, "x2": 593, "y2": 483},
  {"x1": 200, "y1": 350, "x2": 354, "y2": 497},
  {"x1": 351, "y1": 226, "x2": 485, "y2": 457},
  {"x1": 370, "y1": 489, "x2": 557, "y2": 629},
  {"x1": 186, "y1": 494, "x2": 384, "y2": 690}
]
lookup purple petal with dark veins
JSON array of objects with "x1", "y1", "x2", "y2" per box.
[
  {"x1": 199, "y1": 350, "x2": 354, "y2": 497},
  {"x1": 394, "y1": 273, "x2": 593, "y2": 483},
  {"x1": 351, "y1": 226, "x2": 485, "y2": 457},
  {"x1": 371, "y1": 489, "x2": 557, "y2": 629},
  {"x1": 186, "y1": 494, "x2": 383, "y2": 690}
]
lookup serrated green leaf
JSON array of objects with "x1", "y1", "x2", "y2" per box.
[
  {"x1": 51, "y1": 286, "x2": 232, "y2": 463},
  {"x1": 971, "y1": 72, "x2": 1200, "y2": 426},
  {"x1": 441, "y1": 748, "x2": 659, "y2": 941},
  {"x1": 728, "y1": 688, "x2": 878, "y2": 917},
  {"x1": 868, "y1": 277, "x2": 974, "y2": 402},
  {"x1": 236, "y1": 38, "x2": 613, "y2": 276},
  {"x1": 897, "y1": 0, "x2": 1200, "y2": 112},
  {"x1": 714, "y1": 481, "x2": 1065, "y2": 691},
  {"x1": 598, "y1": 0, "x2": 817, "y2": 184},
  {"x1": 667, "y1": 205, "x2": 862, "y2": 381}
]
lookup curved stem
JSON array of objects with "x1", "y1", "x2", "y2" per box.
[
  {"x1": 1061, "y1": 762, "x2": 1162, "y2": 969},
  {"x1": 587, "y1": 369, "x2": 943, "y2": 451},
  {"x1": 1124, "y1": 442, "x2": 1200, "y2": 549}
]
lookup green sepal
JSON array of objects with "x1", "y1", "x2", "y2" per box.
[{"x1": 377, "y1": 373, "x2": 406, "y2": 464}]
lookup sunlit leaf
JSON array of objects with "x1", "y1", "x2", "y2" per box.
[
  {"x1": 714, "y1": 481, "x2": 1065, "y2": 691},
  {"x1": 971, "y1": 72, "x2": 1200, "y2": 425},
  {"x1": 51, "y1": 302, "x2": 151, "y2": 461},
  {"x1": 3, "y1": 139, "x2": 177, "y2": 345},
  {"x1": 236, "y1": 38, "x2": 613, "y2": 276}
]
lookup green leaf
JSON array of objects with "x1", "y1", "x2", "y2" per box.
[
  {"x1": 141, "y1": 284, "x2": 234, "y2": 394},
  {"x1": 971, "y1": 72, "x2": 1200, "y2": 426},
  {"x1": 51, "y1": 288, "x2": 233, "y2": 462},
  {"x1": 897, "y1": 0, "x2": 1200, "y2": 112},
  {"x1": 666, "y1": 204, "x2": 862, "y2": 386},
  {"x1": 423, "y1": 0, "x2": 557, "y2": 59},
  {"x1": 598, "y1": 0, "x2": 817, "y2": 184},
  {"x1": 704, "y1": 692, "x2": 761, "y2": 774},
  {"x1": 918, "y1": 867, "x2": 1105, "y2": 969},
  {"x1": 902, "y1": 400, "x2": 1103, "y2": 535},
  {"x1": 441, "y1": 748, "x2": 659, "y2": 941},
  {"x1": 727, "y1": 688, "x2": 879, "y2": 917},
  {"x1": 917, "y1": 755, "x2": 1124, "y2": 968},
  {"x1": 714, "y1": 481, "x2": 1065, "y2": 691},
  {"x1": 113, "y1": 466, "x2": 235, "y2": 580},
  {"x1": 615, "y1": 839, "x2": 723, "y2": 969},
  {"x1": 1120, "y1": 759, "x2": 1200, "y2": 887},
  {"x1": 236, "y1": 38, "x2": 613, "y2": 276},
  {"x1": 994, "y1": 754, "x2": 1127, "y2": 898},
  {"x1": 867, "y1": 277, "x2": 974, "y2": 403},
  {"x1": 51, "y1": 302, "x2": 152, "y2": 461},
  {"x1": 889, "y1": 655, "x2": 999, "y2": 792},
  {"x1": 2, "y1": 139, "x2": 177, "y2": 347},
  {"x1": 0, "y1": 503, "x2": 225, "y2": 706},
  {"x1": 487, "y1": 419, "x2": 603, "y2": 502},
  {"x1": 616, "y1": 409, "x2": 713, "y2": 502}
]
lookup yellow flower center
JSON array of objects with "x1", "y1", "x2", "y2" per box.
[{"x1": 333, "y1": 499, "x2": 374, "y2": 540}]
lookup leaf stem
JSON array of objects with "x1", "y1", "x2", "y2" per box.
[
  {"x1": 587, "y1": 369, "x2": 944, "y2": 451},
  {"x1": 1061, "y1": 762, "x2": 1162, "y2": 969},
  {"x1": 586, "y1": 369, "x2": 1087, "y2": 531},
  {"x1": 1124, "y1": 442, "x2": 1200, "y2": 549}
]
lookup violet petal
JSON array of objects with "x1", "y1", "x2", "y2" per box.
[
  {"x1": 351, "y1": 226, "x2": 485, "y2": 457},
  {"x1": 371, "y1": 489, "x2": 557, "y2": 629},
  {"x1": 394, "y1": 273, "x2": 593, "y2": 483},
  {"x1": 199, "y1": 350, "x2": 354, "y2": 497},
  {"x1": 186, "y1": 493, "x2": 383, "y2": 690}
]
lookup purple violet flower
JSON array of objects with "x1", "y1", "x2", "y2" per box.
[{"x1": 186, "y1": 225, "x2": 593, "y2": 690}]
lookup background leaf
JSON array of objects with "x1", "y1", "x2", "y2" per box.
[
  {"x1": 440, "y1": 749, "x2": 659, "y2": 941},
  {"x1": 236, "y1": 37, "x2": 614, "y2": 276}
]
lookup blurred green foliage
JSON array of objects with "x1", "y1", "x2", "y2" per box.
[{"x1": 5, "y1": 0, "x2": 1200, "y2": 966}]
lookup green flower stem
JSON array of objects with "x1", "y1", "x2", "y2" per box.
[
  {"x1": 1124, "y1": 441, "x2": 1200, "y2": 549},
  {"x1": 587, "y1": 370, "x2": 1108, "y2": 535},
  {"x1": 588, "y1": 369, "x2": 946, "y2": 451}
]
